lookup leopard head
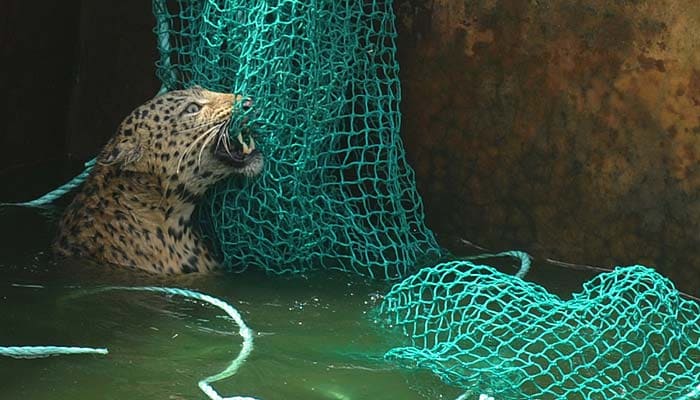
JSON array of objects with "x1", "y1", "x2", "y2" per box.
[{"x1": 98, "y1": 86, "x2": 263, "y2": 196}]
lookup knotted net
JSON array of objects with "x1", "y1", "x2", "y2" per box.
[
  {"x1": 152, "y1": 1, "x2": 700, "y2": 398},
  {"x1": 153, "y1": 0, "x2": 442, "y2": 279}
]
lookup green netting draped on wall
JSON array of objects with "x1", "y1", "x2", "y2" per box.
[
  {"x1": 377, "y1": 262, "x2": 700, "y2": 399},
  {"x1": 152, "y1": 0, "x2": 443, "y2": 279}
]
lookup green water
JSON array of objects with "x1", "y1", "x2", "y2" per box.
[
  {"x1": 0, "y1": 208, "x2": 461, "y2": 400},
  {"x1": 0, "y1": 163, "x2": 596, "y2": 400}
]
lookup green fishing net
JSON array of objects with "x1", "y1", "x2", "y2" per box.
[
  {"x1": 151, "y1": 1, "x2": 700, "y2": 398},
  {"x1": 152, "y1": 0, "x2": 442, "y2": 279},
  {"x1": 377, "y1": 262, "x2": 700, "y2": 399}
]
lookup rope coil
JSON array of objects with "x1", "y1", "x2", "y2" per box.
[{"x1": 0, "y1": 286, "x2": 259, "y2": 400}]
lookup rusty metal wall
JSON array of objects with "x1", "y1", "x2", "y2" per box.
[{"x1": 396, "y1": 0, "x2": 700, "y2": 293}]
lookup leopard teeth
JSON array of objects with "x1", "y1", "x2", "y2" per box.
[
  {"x1": 248, "y1": 136, "x2": 255, "y2": 151},
  {"x1": 238, "y1": 133, "x2": 250, "y2": 154}
]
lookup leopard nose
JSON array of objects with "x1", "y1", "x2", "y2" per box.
[{"x1": 241, "y1": 98, "x2": 253, "y2": 111}]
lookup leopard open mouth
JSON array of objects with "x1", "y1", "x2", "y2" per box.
[
  {"x1": 212, "y1": 98, "x2": 261, "y2": 169},
  {"x1": 212, "y1": 128, "x2": 261, "y2": 169}
]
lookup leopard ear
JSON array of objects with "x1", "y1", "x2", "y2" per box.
[{"x1": 98, "y1": 137, "x2": 143, "y2": 170}]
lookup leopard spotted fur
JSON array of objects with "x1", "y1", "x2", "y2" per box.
[{"x1": 54, "y1": 87, "x2": 263, "y2": 274}]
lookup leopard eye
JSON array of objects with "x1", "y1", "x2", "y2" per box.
[{"x1": 183, "y1": 102, "x2": 202, "y2": 114}]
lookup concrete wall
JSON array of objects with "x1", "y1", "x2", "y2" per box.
[{"x1": 396, "y1": 0, "x2": 700, "y2": 292}]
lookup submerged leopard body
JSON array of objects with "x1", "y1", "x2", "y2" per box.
[{"x1": 54, "y1": 87, "x2": 263, "y2": 274}]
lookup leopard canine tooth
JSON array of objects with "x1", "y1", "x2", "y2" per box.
[
  {"x1": 238, "y1": 133, "x2": 251, "y2": 154},
  {"x1": 248, "y1": 136, "x2": 256, "y2": 151}
]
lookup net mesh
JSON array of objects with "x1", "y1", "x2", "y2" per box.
[
  {"x1": 377, "y1": 262, "x2": 700, "y2": 399},
  {"x1": 152, "y1": 0, "x2": 442, "y2": 279},
  {"x1": 151, "y1": 1, "x2": 699, "y2": 398}
]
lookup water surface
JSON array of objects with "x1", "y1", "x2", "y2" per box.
[
  {"x1": 0, "y1": 163, "x2": 595, "y2": 400},
  {"x1": 0, "y1": 205, "x2": 464, "y2": 400}
]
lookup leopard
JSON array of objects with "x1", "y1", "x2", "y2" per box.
[{"x1": 53, "y1": 86, "x2": 263, "y2": 274}]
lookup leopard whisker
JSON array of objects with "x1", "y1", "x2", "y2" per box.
[
  {"x1": 224, "y1": 120, "x2": 238, "y2": 157},
  {"x1": 214, "y1": 132, "x2": 224, "y2": 153},
  {"x1": 201, "y1": 120, "x2": 232, "y2": 165},
  {"x1": 222, "y1": 131, "x2": 233, "y2": 157},
  {"x1": 197, "y1": 127, "x2": 220, "y2": 166},
  {"x1": 176, "y1": 123, "x2": 223, "y2": 174}
]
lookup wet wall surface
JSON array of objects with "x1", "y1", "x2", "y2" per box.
[{"x1": 396, "y1": 0, "x2": 700, "y2": 292}]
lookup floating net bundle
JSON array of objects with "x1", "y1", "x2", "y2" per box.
[
  {"x1": 152, "y1": 0, "x2": 442, "y2": 278},
  {"x1": 377, "y1": 262, "x2": 700, "y2": 399}
]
